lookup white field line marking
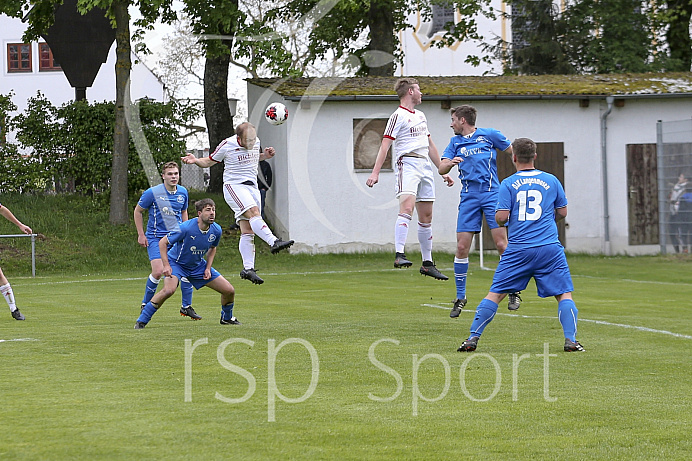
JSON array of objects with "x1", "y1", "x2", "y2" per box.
[
  {"x1": 423, "y1": 303, "x2": 692, "y2": 340},
  {"x1": 572, "y1": 274, "x2": 690, "y2": 286},
  {"x1": 0, "y1": 338, "x2": 39, "y2": 343}
]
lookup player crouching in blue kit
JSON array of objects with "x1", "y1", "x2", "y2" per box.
[
  {"x1": 135, "y1": 199, "x2": 239, "y2": 329},
  {"x1": 456, "y1": 138, "x2": 584, "y2": 352}
]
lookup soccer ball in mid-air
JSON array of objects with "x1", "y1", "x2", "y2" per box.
[{"x1": 265, "y1": 102, "x2": 288, "y2": 126}]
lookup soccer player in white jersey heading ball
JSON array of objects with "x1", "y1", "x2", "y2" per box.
[
  {"x1": 182, "y1": 122, "x2": 293, "y2": 285},
  {"x1": 366, "y1": 77, "x2": 454, "y2": 281}
]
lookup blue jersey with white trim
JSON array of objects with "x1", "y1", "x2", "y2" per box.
[
  {"x1": 166, "y1": 218, "x2": 222, "y2": 271},
  {"x1": 137, "y1": 184, "x2": 189, "y2": 238},
  {"x1": 442, "y1": 127, "x2": 511, "y2": 193},
  {"x1": 497, "y1": 169, "x2": 567, "y2": 248}
]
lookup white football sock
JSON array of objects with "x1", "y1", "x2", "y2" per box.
[
  {"x1": 395, "y1": 213, "x2": 412, "y2": 254},
  {"x1": 418, "y1": 222, "x2": 433, "y2": 262},
  {"x1": 239, "y1": 233, "x2": 256, "y2": 269},
  {"x1": 249, "y1": 216, "x2": 277, "y2": 246},
  {"x1": 1, "y1": 283, "x2": 17, "y2": 312}
]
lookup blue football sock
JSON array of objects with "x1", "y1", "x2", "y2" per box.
[
  {"x1": 180, "y1": 278, "x2": 193, "y2": 308},
  {"x1": 454, "y1": 257, "x2": 469, "y2": 300},
  {"x1": 137, "y1": 302, "x2": 158, "y2": 324},
  {"x1": 558, "y1": 299, "x2": 578, "y2": 342},
  {"x1": 469, "y1": 298, "x2": 499, "y2": 338},
  {"x1": 141, "y1": 275, "x2": 160, "y2": 305},
  {"x1": 221, "y1": 303, "x2": 234, "y2": 321}
]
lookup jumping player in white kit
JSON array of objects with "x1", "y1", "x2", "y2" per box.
[
  {"x1": 366, "y1": 77, "x2": 454, "y2": 280},
  {"x1": 182, "y1": 122, "x2": 293, "y2": 285}
]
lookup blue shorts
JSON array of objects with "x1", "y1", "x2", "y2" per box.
[
  {"x1": 456, "y1": 191, "x2": 501, "y2": 233},
  {"x1": 489, "y1": 243, "x2": 573, "y2": 298},
  {"x1": 169, "y1": 260, "x2": 221, "y2": 290},
  {"x1": 146, "y1": 235, "x2": 164, "y2": 261}
]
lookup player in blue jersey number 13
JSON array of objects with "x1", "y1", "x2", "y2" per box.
[{"x1": 456, "y1": 138, "x2": 584, "y2": 352}]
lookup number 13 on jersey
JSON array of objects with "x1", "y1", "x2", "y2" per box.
[{"x1": 516, "y1": 190, "x2": 543, "y2": 221}]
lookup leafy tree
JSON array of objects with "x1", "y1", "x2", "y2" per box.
[
  {"x1": 559, "y1": 0, "x2": 654, "y2": 73},
  {"x1": 0, "y1": 0, "x2": 178, "y2": 223},
  {"x1": 274, "y1": 0, "x2": 494, "y2": 76},
  {"x1": 659, "y1": 0, "x2": 692, "y2": 71},
  {"x1": 495, "y1": 0, "x2": 574, "y2": 74}
]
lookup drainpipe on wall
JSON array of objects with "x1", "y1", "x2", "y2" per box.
[{"x1": 600, "y1": 96, "x2": 614, "y2": 255}]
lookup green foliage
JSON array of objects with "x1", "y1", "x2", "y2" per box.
[
  {"x1": 269, "y1": 0, "x2": 497, "y2": 75},
  {"x1": 275, "y1": 0, "x2": 407, "y2": 75},
  {"x1": 495, "y1": 0, "x2": 574, "y2": 75},
  {"x1": 559, "y1": 0, "x2": 656, "y2": 74},
  {"x1": 493, "y1": 0, "x2": 678, "y2": 75},
  {"x1": 0, "y1": 93, "x2": 201, "y2": 196},
  {"x1": 654, "y1": 0, "x2": 692, "y2": 71}
]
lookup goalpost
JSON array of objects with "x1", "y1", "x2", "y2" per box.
[{"x1": 478, "y1": 227, "x2": 493, "y2": 271}]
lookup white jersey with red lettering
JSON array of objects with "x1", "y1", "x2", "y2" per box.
[
  {"x1": 209, "y1": 135, "x2": 261, "y2": 185},
  {"x1": 383, "y1": 106, "x2": 431, "y2": 163}
]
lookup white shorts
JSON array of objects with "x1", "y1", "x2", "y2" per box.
[
  {"x1": 395, "y1": 156, "x2": 435, "y2": 201},
  {"x1": 223, "y1": 183, "x2": 261, "y2": 222}
]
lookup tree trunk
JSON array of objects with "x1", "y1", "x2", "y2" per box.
[
  {"x1": 110, "y1": 0, "x2": 131, "y2": 225},
  {"x1": 367, "y1": 0, "x2": 395, "y2": 76},
  {"x1": 204, "y1": 53, "x2": 233, "y2": 194},
  {"x1": 666, "y1": 0, "x2": 692, "y2": 71}
]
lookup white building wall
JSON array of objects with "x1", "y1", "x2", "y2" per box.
[{"x1": 249, "y1": 82, "x2": 692, "y2": 255}]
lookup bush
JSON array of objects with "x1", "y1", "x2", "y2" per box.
[{"x1": 0, "y1": 92, "x2": 201, "y2": 196}]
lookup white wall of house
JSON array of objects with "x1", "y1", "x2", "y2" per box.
[
  {"x1": 249, "y1": 82, "x2": 692, "y2": 255},
  {"x1": 1, "y1": 15, "x2": 165, "y2": 117}
]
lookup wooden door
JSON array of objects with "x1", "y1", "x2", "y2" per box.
[{"x1": 626, "y1": 144, "x2": 659, "y2": 245}]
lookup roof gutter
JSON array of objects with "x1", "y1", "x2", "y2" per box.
[
  {"x1": 282, "y1": 93, "x2": 692, "y2": 102},
  {"x1": 600, "y1": 96, "x2": 614, "y2": 255}
]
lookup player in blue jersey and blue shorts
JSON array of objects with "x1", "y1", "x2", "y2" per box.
[
  {"x1": 135, "y1": 198, "x2": 239, "y2": 329},
  {"x1": 438, "y1": 105, "x2": 521, "y2": 316},
  {"x1": 456, "y1": 138, "x2": 584, "y2": 352},
  {"x1": 134, "y1": 161, "x2": 198, "y2": 319}
]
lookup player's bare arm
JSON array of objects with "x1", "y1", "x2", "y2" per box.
[
  {"x1": 158, "y1": 236, "x2": 172, "y2": 277},
  {"x1": 0, "y1": 206, "x2": 32, "y2": 234},
  {"x1": 204, "y1": 247, "x2": 217, "y2": 280},
  {"x1": 260, "y1": 147, "x2": 276, "y2": 160},
  {"x1": 181, "y1": 153, "x2": 215, "y2": 168},
  {"x1": 495, "y1": 209, "x2": 510, "y2": 226},
  {"x1": 428, "y1": 139, "x2": 454, "y2": 187},
  {"x1": 556, "y1": 206, "x2": 568, "y2": 221},
  {"x1": 438, "y1": 157, "x2": 462, "y2": 175},
  {"x1": 133, "y1": 204, "x2": 148, "y2": 247},
  {"x1": 366, "y1": 137, "x2": 394, "y2": 187}
]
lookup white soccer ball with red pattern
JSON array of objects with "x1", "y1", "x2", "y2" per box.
[{"x1": 265, "y1": 102, "x2": 288, "y2": 126}]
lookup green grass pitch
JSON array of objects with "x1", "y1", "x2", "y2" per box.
[{"x1": 1, "y1": 254, "x2": 691, "y2": 460}]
